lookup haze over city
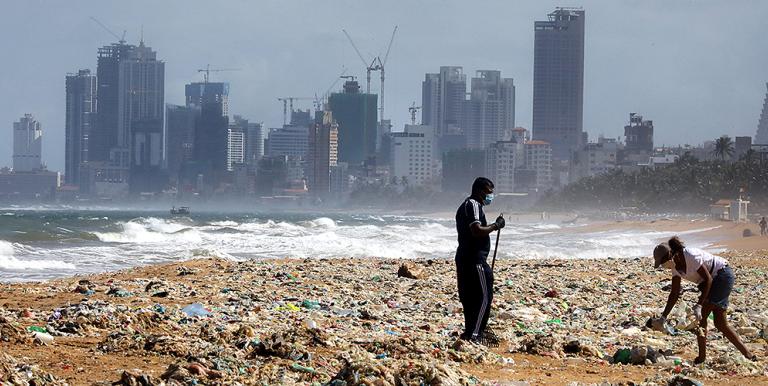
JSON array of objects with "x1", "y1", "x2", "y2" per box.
[{"x1": 2, "y1": 0, "x2": 767, "y2": 171}]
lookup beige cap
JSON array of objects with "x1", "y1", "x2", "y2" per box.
[{"x1": 653, "y1": 242, "x2": 670, "y2": 268}]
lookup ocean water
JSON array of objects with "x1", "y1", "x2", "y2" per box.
[{"x1": 0, "y1": 207, "x2": 718, "y2": 282}]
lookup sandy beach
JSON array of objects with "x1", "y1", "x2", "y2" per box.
[{"x1": 1, "y1": 220, "x2": 767, "y2": 385}]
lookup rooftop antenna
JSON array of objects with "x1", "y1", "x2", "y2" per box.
[{"x1": 408, "y1": 102, "x2": 421, "y2": 125}]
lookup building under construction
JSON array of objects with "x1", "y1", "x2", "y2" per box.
[{"x1": 328, "y1": 80, "x2": 378, "y2": 165}]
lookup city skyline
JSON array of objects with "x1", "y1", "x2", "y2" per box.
[{"x1": 2, "y1": 1, "x2": 768, "y2": 171}]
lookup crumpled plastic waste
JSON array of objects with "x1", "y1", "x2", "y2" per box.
[{"x1": 0, "y1": 250, "x2": 766, "y2": 385}]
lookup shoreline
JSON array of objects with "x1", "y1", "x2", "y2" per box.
[{"x1": 2, "y1": 250, "x2": 767, "y2": 384}]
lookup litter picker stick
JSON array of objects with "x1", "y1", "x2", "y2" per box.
[{"x1": 491, "y1": 213, "x2": 503, "y2": 271}]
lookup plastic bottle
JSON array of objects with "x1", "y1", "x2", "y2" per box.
[
  {"x1": 33, "y1": 331, "x2": 54, "y2": 345},
  {"x1": 182, "y1": 303, "x2": 211, "y2": 317}
]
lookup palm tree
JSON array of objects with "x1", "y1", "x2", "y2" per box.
[{"x1": 713, "y1": 135, "x2": 734, "y2": 161}]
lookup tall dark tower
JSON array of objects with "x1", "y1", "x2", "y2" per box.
[
  {"x1": 532, "y1": 8, "x2": 585, "y2": 161},
  {"x1": 422, "y1": 66, "x2": 466, "y2": 137},
  {"x1": 65, "y1": 69, "x2": 97, "y2": 186},
  {"x1": 188, "y1": 82, "x2": 230, "y2": 173},
  {"x1": 92, "y1": 42, "x2": 131, "y2": 163},
  {"x1": 328, "y1": 80, "x2": 378, "y2": 164},
  {"x1": 93, "y1": 39, "x2": 165, "y2": 192}
]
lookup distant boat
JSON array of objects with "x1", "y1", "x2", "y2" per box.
[{"x1": 170, "y1": 206, "x2": 191, "y2": 216}]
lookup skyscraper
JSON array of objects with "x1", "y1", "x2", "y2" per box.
[
  {"x1": 756, "y1": 83, "x2": 768, "y2": 144},
  {"x1": 307, "y1": 110, "x2": 339, "y2": 196},
  {"x1": 246, "y1": 121, "x2": 265, "y2": 167},
  {"x1": 65, "y1": 69, "x2": 97, "y2": 185},
  {"x1": 92, "y1": 39, "x2": 165, "y2": 192},
  {"x1": 532, "y1": 8, "x2": 585, "y2": 161},
  {"x1": 166, "y1": 104, "x2": 198, "y2": 178},
  {"x1": 13, "y1": 114, "x2": 43, "y2": 172},
  {"x1": 194, "y1": 101, "x2": 229, "y2": 173},
  {"x1": 329, "y1": 80, "x2": 378, "y2": 164},
  {"x1": 464, "y1": 70, "x2": 515, "y2": 149},
  {"x1": 227, "y1": 124, "x2": 245, "y2": 171},
  {"x1": 422, "y1": 66, "x2": 467, "y2": 137},
  {"x1": 186, "y1": 82, "x2": 229, "y2": 115}
]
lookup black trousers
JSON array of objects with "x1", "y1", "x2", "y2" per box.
[{"x1": 456, "y1": 260, "x2": 494, "y2": 340}]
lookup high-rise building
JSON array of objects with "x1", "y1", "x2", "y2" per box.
[
  {"x1": 166, "y1": 104, "x2": 198, "y2": 178},
  {"x1": 194, "y1": 101, "x2": 229, "y2": 173},
  {"x1": 390, "y1": 124, "x2": 436, "y2": 186},
  {"x1": 532, "y1": 8, "x2": 585, "y2": 161},
  {"x1": 227, "y1": 124, "x2": 245, "y2": 171},
  {"x1": 329, "y1": 80, "x2": 378, "y2": 164},
  {"x1": 13, "y1": 114, "x2": 43, "y2": 172},
  {"x1": 265, "y1": 126, "x2": 309, "y2": 159},
  {"x1": 230, "y1": 115, "x2": 265, "y2": 171},
  {"x1": 65, "y1": 69, "x2": 97, "y2": 186},
  {"x1": 485, "y1": 140, "x2": 519, "y2": 193},
  {"x1": 756, "y1": 83, "x2": 768, "y2": 144},
  {"x1": 464, "y1": 70, "x2": 515, "y2": 149},
  {"x1": 92, "y1": 39, "x2": 165, "y2": 192},
  {"x1": 422, "y1": 66, "x2": 467, "y2": 138},
  {"x1": 185, "y1": 80, "x2": 231, "y2": 191},
  {"x1": 186, "y1": 82, "x2": 229, "y2": 115},
  {"x1": 624, "y1": 113, "x2": 653, "y2": 153},
  {"x1": 307, "y1": 110, "x2": 339, "y2": 196}
]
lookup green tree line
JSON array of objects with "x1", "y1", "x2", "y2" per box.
[{"x1": 539, "y1": 151, "x2": 768, "y2": 212}]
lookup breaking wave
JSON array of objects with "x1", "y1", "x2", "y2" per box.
[
  {"x1": 0, "y1": 241, "x2": 76, "y2": 271},
  {"x1": 0, "y1": 210, "x2": 721, "y2": 281}
]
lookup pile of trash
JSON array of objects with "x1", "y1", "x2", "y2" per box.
[
  {"x1": 0, "y1": 250, "x2": 766, "y2": 384},
  {"x1": 0, "y1": 352, "x2": 67, "y2": 385}
]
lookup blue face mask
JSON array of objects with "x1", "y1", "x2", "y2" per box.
[{"x1": 483, "y1": 194, "x2": 494, "y2": 205}]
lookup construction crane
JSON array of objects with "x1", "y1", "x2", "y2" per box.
[
  {"x1": 89, "y1": 16, "x2": 126, "y2": 44},
  {"x1": 342, "y1": 29, "x2": 379, "y2": 95},
  {"x1": 341, "y1": 26, "x2": 398, "y2": 122},
  {"x1": 196, "y1": 64, "x2": 241, "y2": 83},
  {"x1": 276, "y1": 97, "x2": 314, "y2": 126},
  {"x1": 315, "y1": 67, "x2": 349, "y2": 111},
  {"x1": 408, "y1": 102, "x2": 421, "y2": 125},
  {"x1": 378, "y1": 26, "x2": 398, "y2": 123}
]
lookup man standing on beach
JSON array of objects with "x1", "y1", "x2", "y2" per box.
[
  {"x1": 455, "y1": 177, "x2": 505, "y2": 344},
  {"x1": 760, "y1": 217, "x2": 767, "y2": 236}
]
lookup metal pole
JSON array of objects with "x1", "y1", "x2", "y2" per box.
[{"x1": 491, "y1": 213, "x2": 503, "y2": 271}]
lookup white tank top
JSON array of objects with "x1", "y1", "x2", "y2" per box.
[{"x1": 671, "y1": 247, "x2": 728, "y2": 284}]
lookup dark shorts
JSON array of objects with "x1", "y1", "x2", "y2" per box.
[{"x1": 699, "y1": 265, "x2": 734, "y2": 310}]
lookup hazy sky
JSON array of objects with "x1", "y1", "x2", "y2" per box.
[{"x1": 2, "y1": 0, "x2": 767, "y2": 171}]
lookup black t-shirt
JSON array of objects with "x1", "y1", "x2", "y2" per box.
[{"x1": 455, "y1": 197, "x2": 490, "y2": 265}]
